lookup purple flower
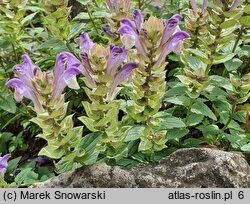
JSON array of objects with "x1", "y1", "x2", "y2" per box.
[
  {"x1": 229, "y1": 0, "x2": 243, "y2": 11},
  {"x1": 201, "y1": 0, "x2": 208, "y2": 14},
  {"x1": 52, "y1": 52, "x2": 83, "y2": 100},
  {"x1": 119, "y1": 18, "x2": 147, "y2": 56},
  {"x1": 108, "y1": 62, "x2": 138, "y2": 98},
  {"x1": 80, "y1": 52, "x2": 95, "y2": 74},
  {"x1": 190, "y1": 0, "x2": 198, "y2": 12},
  {"x1": 76, "y1": 32, "x2": 94, "y2": 53},
  {"x1": 34, "y1": 156, "x2": 50, "y2": 165},
  {"x1": 106, "y1": 45, "x2": 128, "y2": 76},
  {"x1": 155, "y1": 31, "x2": 190, "y2": 67},
  {"x1": 6, "y1": 78, "x2": 44, "y2": 111},
  {"x1": 105, "y1": 0, "x2": 131, "y2": 13},
  {"x1": 0, "y1": 153, "x2": 11, "y2": 177},
  {"x1": 154, "y1": 5, "x2": 161, "y2": 11},
  {"x1": 133, "y1": 9, "x2": 144, "y2": 31},
  {"x1": 160, "y1": 14, "x2": 183, "y2": 46},
  {"x1": 102, "y1": 24, "x2": 117, "y2": 38},
  {"x1": 12, "y1": 54, "x2": 40, "y2": 91}
]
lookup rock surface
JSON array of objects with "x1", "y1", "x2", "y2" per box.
[{"x1": 33, "y1": 148, "x2": 250, "y2": 188}]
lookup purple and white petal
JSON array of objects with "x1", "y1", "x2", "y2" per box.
[
  {"x1": 80, "y1": 52, "x2": 94, "y2": 74},
  {"x1": 190, "y1": 0, "x2": 198, "y2": 12},
  {"x1": 133, "y1": 9, "x2": 144, "y2": 31},
  {"x1": 108, "y1": 62, "x2": 138, "y2": 98},
  {"x1": 229, "y1": 0, "x2": 243, "y2": 11},
  {"x1": 201, "y1": 0, "x2": 208, "y2": 14},
  {"x1": 106, "y1": 45, "x2": 128, "y2": 76},
  {"x1": 6, "y1": 78, "x2": 44, "y2": 111},
  {"x1": 12, "y1": 54, "x2": 40, "y2": 91},
  {"x1": 160, "y1": 14, "x2": 183, "y2": 46},
  {"x1": 156, "y1": 31, "x2": 189, "y2": 67},
  {"x1": 0, "y1": 153, "x2": 11, "y2": 177},
  {"x1": 76, "y1": 32, "x2": 94, "y2": 52}
]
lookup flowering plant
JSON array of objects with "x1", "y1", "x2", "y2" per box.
[{"x1": 1, "y1": 0, "x2": 249, "y2": 186}]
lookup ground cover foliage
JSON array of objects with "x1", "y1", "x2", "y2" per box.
[{"x1": 0, "y1": 0, "x2": 249, "y2": 187}]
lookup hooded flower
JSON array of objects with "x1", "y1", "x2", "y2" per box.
[
  {"x1": 190, "y1": 0, "x2": 208, "y2": 14},
  {"x1": 190, "y1": 0, "x2": 198, "y2": 12},
  {"x1": 76, "y1": 32, "x2": 94, "y2": 53},
  {"x1": 52, "y1": 52, "x2": 83, "y2": 101},
  {"x1": 6, "y1": 78, "x2": 44, "y2": 111},
  {"x1": 105, "y1": 0, "x2": 131, "y2": 14},
  {"x1": 160, "y1": 14, "x2": 183, "y2": 46},
  {"x1": 0, "y1": 153, "x2": 11, "y2": 177},
  {"x1": 133, "y1": 9, "x2": 144, "y2": 31},
  {"x1": 102, "y1": 24, "x2": 117, "y2": 38},
  {"x1": 106, "y1": 44, "x2": 128, "y2": 76},
  {"x1": 155, "y1": 31, "x2": 190, "y2": 67},
  {"x1": 108, "y1": 62, "x2": 138, "y2": 98},
  {"x1": 119, "y1": 16, "x2": 147, "y2": 56},
  {"x1": 6, "y1": 54, "x2": 44, "y2": 111},
  {"x1": 229, "y1": 0, "x2": 243, "y2": 11},
  {"x1": 12, "y1": 54, "x2": 40, "y2": 91}
]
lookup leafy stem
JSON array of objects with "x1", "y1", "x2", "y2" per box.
[
  {"x1": 86, "y1": 4, "x2": 99, "y2": 35},
  {"x1": 232, "y1": 25, "x2": 244, "y2": 53},
  {"x1": 185, "y1": 98, "x2": 194, "y2": 124},
  {"x1": 222, "y1": 103, "x2": 236, "y2": 131}
]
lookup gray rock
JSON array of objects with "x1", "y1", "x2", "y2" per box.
[{"x1": 33, "y1": 148, "x2": 250, "y2": 188}]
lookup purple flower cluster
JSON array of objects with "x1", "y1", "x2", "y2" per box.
[
  {"x1": 6, "y1": 52, "x2": 82, "y2": 110},
  {"x1": 76, "y1": 32, "x2": 137, "y2": 98},
  {"x1": 118, "y1": 9, "x2": 189, "y2": 66}
]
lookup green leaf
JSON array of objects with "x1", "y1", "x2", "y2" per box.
[
  {"x1": 185, "y1": 48, "x2": 211, "y2": 64},
  {"x1": 78, "y1": 131, "x2": 103, "y2": 152},
  {"x1": 241, "y1": 143, "x2": 250, "y2": 153},
  {"x1": 182, "y1": 138, "x2": 202, "y2": 148},
  {"x1": 164, "y1": 95, "x2": 190, "y2": 106},
  {"x1": 186, "y1": 113, "x2": 204, "y2": 126},
  {"x1": 107, "y1": 144, "x2": 128, "y2": 160},
  {"x1": 124, "y1": 126, "x2": 145, "y2": 142},
  {"x1": 138, "y1": 140, "x2": 153, "y2": 152},
  {"x1": 191, "y1": 102, "x2": 217, "y2": 120},
  {"x1": 220, "y1": 19, "x2": 238, "y2": 29},
  {"x1": 69, "y1": 23, "x2": 86, "y2": 39},
  {"x1": 6, "y1": 156, "x2": 21, "y2": 175},
  {"x1": 0, "y1": 132, "x2": 13, "y2": 152},
  {"x1": 0, "y1": 95, "x2": 16, "y2": 113},
  {"x1": 167, "y1": 128, "x2": 189, "y2": 140},
  {"x1": 244, "y1": 4, "x2": 250, "y2": 14},
  {"x1": 185, "y1": 55, "x2": 203, "y2": 70},
  {"x1": 240, "y1": 16, "x2": 250, "y2": 26},
  {"x1": 15, "y1": 168, "x2": 38, "y2": 185},
  {"x1": 213, "y1": 53, "x2": 235, "y2": 64},
  {"x1": 38, "y1": 145, "x2": 65, "y2": 159},
  {"x1": 73, "y1": 12, "x2": 90, "y2": 21},
  {"x1": 159, "y1": 117, "x2": 186, "y2": 129},
  {"x1": 21, "y1": 12, "x2": 37, "y2": 25},
  {"x1": 197, "y1": 124, "x2": 220, "y2": 136}
]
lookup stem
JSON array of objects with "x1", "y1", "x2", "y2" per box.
[
  {"x1": 66, "y1": 41, "x2": 76, "y2": 55},
  {"x1": 138, "y1": 0, "x2": 142, "y2": 9},
  {"x1": 232, "y1": 26, "x2": 244, "y2": 53},
  {"x1": 92, "y1": 0, "x2": 99, "y2": 8},
  {"x1": 185, "y1": 98, "x2": 194, "y2": 124},
  {"x1": 192, "y1": 18, "x2": 201, "y2": 49},
  {"x1": 11, "y1": 42, "x2": 19, "y2": 63},
  {"x1": 86, "y1": 4, "x2": 99, "y2": 35},
  {"x1": 205, "y1": 14, "x2": 226, "y2": 75},
  {"x1": 170, "y1": 0, "x2": 173, "y2": 5},
  {"x1": 0, "y1": 112, "x2": 23, "y2": 131},
  {"x1": 222, "y1": 103, "x2": 236, "y2": 131}
]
